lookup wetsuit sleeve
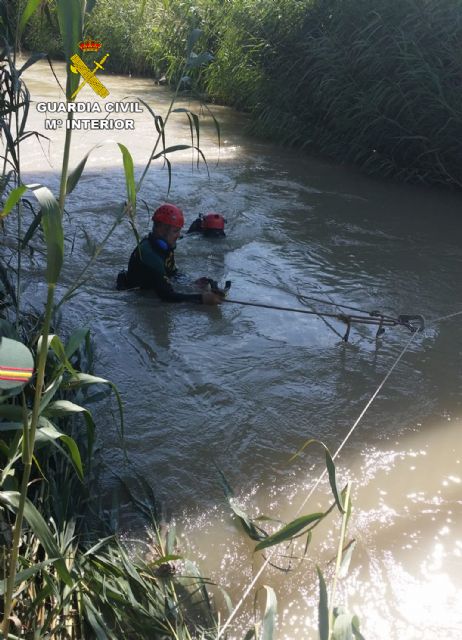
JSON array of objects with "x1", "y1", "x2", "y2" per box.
[
  {"x1": 139, "y1": 241, "x2": 203, "y2": 303},
  {"x1": 154, "y1": 274, "x2": 203, "y2": 303}
]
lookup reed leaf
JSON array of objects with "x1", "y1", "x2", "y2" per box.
[
  {"x1": 0, "y1": 491, "x2": 73, "y2": 586},
  {"x1": 18, "y1": 0, "x2": 42, "y2": 37},
  {"x1": 260, "y1": 585, "x2": 277, "y2": 640},
  {"x1": 0, "y1": 184, "x2": 26, "y2": 219},
  {"x1": 64, "y1": 327, "x2": 90, "y2": 359},
  {"x1": 317, "y1": 565, "x2": 329, "y2": 640},
  {"x1": 56, "y1": 0, "x2": 84, "y2": 100},
  {"x1": 39, "y1": 374, "x2": 64, "y2": 414},
  {"x1": 332, "y1": 608, "x2": 359, "y2": 640},
  {"x1": 49, "y1": 334, "x2": 78, "y2": 376},
  {"x1": 117, "y1": 143, "x2": 136, "y2": 213},
  {"x1": 63, "y1": 372, "x2": 124, "y2": 438},
  {"x1": 291, "y1": 438, "x2": 344, "y2": 513},
  {"x1": 0, "y1": 559, "x2": 58, "y2": 596},
  {"x1": 255, "y1": 512, "x2": 324, "y2": 552},
  {"x1": 36, "y1": 417, "x2": 84, "y2": 480},
  {"x1": 29, "y1": 184, "x2": 63, "y2": 286},
  {"x1": 17, "y1": 52, "x2": 48, "y2": 77}
]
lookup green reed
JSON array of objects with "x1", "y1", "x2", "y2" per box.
[
  {"x1": 1, "y1": 1, "x2": 222, "y2": 636},
  {"x1": 202, "y1": 0, "x2": 462, "y2": 187},
  {"x1": 2, "y1": 2, "x2": 366, "y2": 637},
  {"x1": 31, "y1": 0, "x2": 462, "y2": 188}
]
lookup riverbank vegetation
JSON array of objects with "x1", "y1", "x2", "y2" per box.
[
  {"x1": 1, "y1": 1, "x2": 363, "y2": 638},
  {"x1": 14, "y1": 0, "x2": 462, "y2": 189}
]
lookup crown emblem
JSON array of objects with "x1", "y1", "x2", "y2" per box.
[{"x1": 78, "y1": 38, "x2": 102, "y2": 53}]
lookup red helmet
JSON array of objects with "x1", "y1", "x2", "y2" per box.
[
  {"x1": 152, "y1": 203, "x2": 184, "y2": 228},
  {"x1": 202, "y1": 213, "x2": 226, "y2": 232}
]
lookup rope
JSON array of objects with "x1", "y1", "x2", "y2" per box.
[
  {"x1": 294, "y1": 329, "x2": 420, "y2": 516},
  {"x1": 223, "y1": 298, "x2": 402, "y2": 329},
  {"x1": 429, "y1": 309, "x2": 462, "y2": 323},
  {"x1": 297, "y1": 293, "x2": 395, "y2": 319},
  {"x1": 216, "y1": 327, "x2": 421, "y2": 639},
  {"x1": 216, "y1": 305, "x2": 461, "y2": 636}
]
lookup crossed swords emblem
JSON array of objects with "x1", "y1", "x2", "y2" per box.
[{"x1": 70, "y1": 52, "x2": 110, "y2": 99}]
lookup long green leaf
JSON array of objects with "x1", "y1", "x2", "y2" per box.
[
  {"x1": 30, "y1": 184, "x2": 63, "y2": 285},
  {"x1": 18, "y1": 0, "x2": 42, "y2": 36},
  {"x1": 37, "y1": 418, "x2": 84, "y2": 480},
  {"x1": 50, "y1": 335, "x2": 77, "y2": 375},
  {"x1": 255, "y1": 513, "x2": 323, "y2": 551},
  {"x1": 260, "y1": 585, "x2": 277, "y2": 640},
  {"x1": 20, "y1": 208, "x2": 42, "y2": 248},
  {"x1": 333, "y1": 610, "x2": 355, "y2": 640},
  {"x1": 0, "y1": 185, "x2": 27, "y2": 219},
  {"x1": 325, "y1": 448, "x2": 344, "y2": 513},
  {"x1": 65, "y1": 327, "x2": 90, "y2": 359},
  {"x1": 317, "y1": 566, "x2": 329, "y2": 640},
  {"x1": 117, "y1": 143, "x2": 136, "y2": 212},
  {"x1": 352, "y1": 615, "x2": 366, "y2": 640},
  {"x1": 82, "y1": 594, "x2": 111, "y2": 640},
  {"x1": 0, "y1": 559, "x2": 57, "y2": 596},
  {"x1": 18, "y1": 52, "x2": 48, "y2": 77},
  {"x1": 338, "y1": 539, "x2": 356, "y2": 579},
  {"x1": 56, "y1": 0, "x2": 84, "y2": 100},
  {"x1": 63, "y1": 373, "x2": 124, "y2": 438},
  {"x1": 67, "y1": 143, "x2": 136, "y2": 217},
  {"x1": 43, "y1": 399, "x2": 87, "y2": 417},
  {"x1": 215, "y1": 464, "x2": 266, "y2": 541},
  {"x1": 291, "y1": 438, "x2": 344, "y2": 512},
  {"x1": 0, "y1": 491, "x2": 73, "y2": 586},
  {"x1": 39, "y1": 375, "x2": 64, "y2": 414}
]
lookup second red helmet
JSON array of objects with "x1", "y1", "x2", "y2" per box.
[
  {"x1": 202, "y1": 213, "x2": 226, "y2": 233},
  {"x1": 152, "y1": 203, "x2": 185, "y2": 228}
]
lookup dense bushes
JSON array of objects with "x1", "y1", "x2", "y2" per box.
[
  {"x1": 202, "y1": 0, "x2": 462, "y2": 188},
  {"x1": 20, "y1": 0, "x2": 462, "y2": 187}
]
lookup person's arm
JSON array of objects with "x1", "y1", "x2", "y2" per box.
[
  {"x1": 140, "y1": 242, "x2": 221, "y2": 304},
  {"x1": 154, "y1": 275, "x2": 222, "y2": 304}
]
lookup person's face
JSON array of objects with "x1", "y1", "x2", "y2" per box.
[{"x1": 163, "y1": 224, "x2": 182, "y2": 248}]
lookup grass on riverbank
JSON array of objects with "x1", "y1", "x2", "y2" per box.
[{"x1": 17, "y1": 0, "x2": 462, "y2": 189}]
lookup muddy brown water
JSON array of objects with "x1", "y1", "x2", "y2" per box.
[{"x1": 16, "y1": 59, "x2": 462, "y2": 638}]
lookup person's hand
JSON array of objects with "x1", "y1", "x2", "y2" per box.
[
  {"x1": 195, "y1": 277, "x2": 211, "y2": 289},
  {"x1": 201, "y1": 291, "x2": 223, "y2": 305}
]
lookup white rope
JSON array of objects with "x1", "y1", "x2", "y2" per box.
[
  {"x1": 429, "y1": 309, "x2": 462, "y2": 323},
  {"x1": 295, "y1": 329, "x2": 419, "y2": 516},
  {"x1": 216, "y1": 328, "x2": 420, "y2": 638},
  {"x1": 217, "y1": 307, "x2": 462, "y2": 637}
]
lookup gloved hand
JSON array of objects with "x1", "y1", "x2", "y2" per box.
[
  {"x1": 195, "y1": 277, "x2": 231, "y2": 297},
  {"x1": 194, "y1": 277, "x2": 212, "y2": 289},
  {"x1": 201, "y1": 291, "x2": 223, "y2": 305}
]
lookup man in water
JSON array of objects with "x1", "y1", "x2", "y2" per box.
[
  {"x1": 186, "y1": 212, "x2": 226, "y2": 237},
  {"x1": 117, "y1": 203, "x2": 223, "y2": 305}
]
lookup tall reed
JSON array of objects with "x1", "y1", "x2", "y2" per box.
[
  {"x1": 25, "y1": 0, "x2": 461, "y2": 188},
  {"x1": 1, "y1": 2, "x2": 221, "y2": 636}
]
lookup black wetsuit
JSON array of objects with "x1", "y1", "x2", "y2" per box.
[
  {"x1": 187, "y1": 217, "x2": 203, "y2": 234},
  {"x1": 120, "y1": 233, "x2": 202, "y2": 303}
]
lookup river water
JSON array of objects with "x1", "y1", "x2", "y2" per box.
[{"x1": 17, "y1": 60, "x2": 462, "y2": 638}]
